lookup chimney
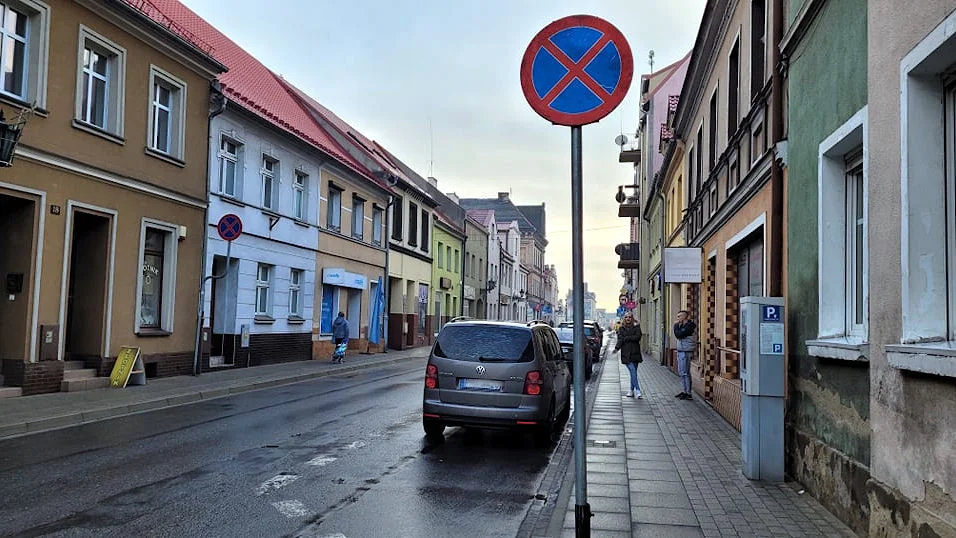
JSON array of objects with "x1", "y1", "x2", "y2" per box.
[
  {"x1": 427, "y1": 176, "x2": 438, "y2": 188},
  {"x1": 445, "y1": 192, "x2": 460, "y2": 204},
  {"x1": 498, "y1": 192, "x2": 509, "y2": 200}
]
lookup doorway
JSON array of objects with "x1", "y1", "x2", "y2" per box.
[
  {"x1": 347, "y1": 289, "x2": 361, "y2": 340},
  {"x1": 0, "y1": 193, "x2": 37, "y2": 363},
  {"x1": 64, "y1": 210, "x2": 112, "y2": 361},
  {"x1": 209, "y1": 255, "x2": 239, "y2": 366}
]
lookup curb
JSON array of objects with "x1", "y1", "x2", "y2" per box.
[{"x1": 0, "y1": 353, "x2": 427, "y2": 442}]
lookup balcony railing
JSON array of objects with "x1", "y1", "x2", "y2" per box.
[
  {"x1": 618, "y1": 196, "x2": 641, "y2": 218},
  {"x1": 616, "y1": 242, "x2": 639, "y2": 269}
]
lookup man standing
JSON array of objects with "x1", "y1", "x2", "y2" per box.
[
  {"x1": 615, "y1": 312, "x2": 643, "y2": 399},
  {"x1": 332, "y1": 311, "x2": 350, "y2": 347},
  {"x1": 673, "y1": 310, "x2": 697, "y2": 400}
]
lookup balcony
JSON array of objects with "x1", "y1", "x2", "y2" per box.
[
  {"x1": 618, "y1": 197, "x2": 641, "y2": 218},
  {"x1": 619, "y1": 147, "x2": 641, "y2": 163},
  {"x1": 617, "y1": 242, "x2": 640, "y2": 269}
]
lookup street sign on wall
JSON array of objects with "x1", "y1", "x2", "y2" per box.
[{"x1": 520, "y1": 15, "x2": 634, "y2": 126}]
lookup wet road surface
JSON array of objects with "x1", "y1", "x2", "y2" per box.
[{"x1": 0, "y1": 360, "x2": 568, "y2": 537}]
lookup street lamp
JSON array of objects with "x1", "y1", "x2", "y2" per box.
[{"x1": 0, "y1": 107, "x2": 32, "y2": 167}]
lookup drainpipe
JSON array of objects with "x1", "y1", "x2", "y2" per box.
[
  {"x1": 382, "y1": 194, "x2": 393, "y2": 352},
  {"x1": 769, "y1": 0, "x2": 784, "y2": 297},
  {"x1": 659, "y1": 189, "x2": 667, "y2": 365},
  {"x1": 193, "y1": 81, "x2": 227, "y2": 376}
]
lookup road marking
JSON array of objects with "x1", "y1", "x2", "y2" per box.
[
  {"x1": 256, "y1": 473, "x2": 300, "y2": 496},
  {"x1": 272, "y1": 500, "x2": 309, "y2": 518},
  {"x1": 306, "y1": 455, "x2": 337, "y2": 466},
  {"x1": 343, "y1": 441, "x2": 366, "y2": 450}
]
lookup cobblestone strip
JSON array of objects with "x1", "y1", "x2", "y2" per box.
[{"x1": 633, "y1": 356, "x2": 857, "y2": 538}]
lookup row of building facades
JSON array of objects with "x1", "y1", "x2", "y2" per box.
[
  {"x1": 618, "y1": 0, "x2": 956, "y2": 535},
  {"x1": 0, "y1": 0, "x2": 559, "y2": 397}
]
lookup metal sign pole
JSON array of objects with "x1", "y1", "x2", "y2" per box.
[{"x1": 571, "y1": 125, "x2": 590, "y2": 537}]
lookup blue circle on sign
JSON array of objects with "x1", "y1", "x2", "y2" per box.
[{"x1": 217, "y1": 213, "x2": 242, "y2": 242}]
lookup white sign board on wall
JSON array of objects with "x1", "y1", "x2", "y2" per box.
[{"x1": 664, "y1": 247, "x2": 703, "y2": 283}]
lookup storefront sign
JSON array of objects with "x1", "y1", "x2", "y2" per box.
[
  {"x1": 439, "y1": 276, "x2": 452, "y2": 290},
  {"x1": 663, "y1": 247, "x2": 703, "y2": 283},
  {"x1": 110, "y1": 346, "x2": 146, "y2": 388},
  {"x1": 322, "y1": 268, "x2": 367, "y2": 289},
  {"x1": 463, "y1": 285, "x2": 476, "y2": 300}
]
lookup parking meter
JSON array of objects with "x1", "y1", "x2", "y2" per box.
[{"x1": 740, "y1": 296, "x2": 785, "y2": 482}]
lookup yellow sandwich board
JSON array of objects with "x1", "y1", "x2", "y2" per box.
[{"x1": 110, "y1": 346, "x2": 146, "y2": 388}]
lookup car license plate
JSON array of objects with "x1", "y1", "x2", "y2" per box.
[
  {"x1": 561, "y1": 345, "x2": 572, "y2": 353},
  {"x1": 459, "y1": 378, "x2": 503, "y2": 391}
]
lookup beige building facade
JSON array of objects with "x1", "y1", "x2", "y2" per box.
[{"x1": 0, "y1": 0, "x2": 224, "y2": 394}]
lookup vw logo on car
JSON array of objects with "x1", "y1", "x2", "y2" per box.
[{"x1": 475, "y1": 365, "x2": 486, "y2": 376}]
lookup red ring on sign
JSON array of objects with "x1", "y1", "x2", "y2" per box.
[{"x1": 520, "y1": 15, "x2": 634, "y2": 127}]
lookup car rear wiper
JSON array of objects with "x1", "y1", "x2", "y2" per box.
[{"x1": 478, "y1": 356, "x2": 509, "y2": 362}]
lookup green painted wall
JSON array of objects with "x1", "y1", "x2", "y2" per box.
[
  {"x1": 786, "y1": 0, "x2": 869, "y2": 463},
  {"x1": 431, "y1": 223, "x2": 463, "y2": 318}
]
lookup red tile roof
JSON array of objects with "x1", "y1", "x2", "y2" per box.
[{"x1": 140, "y1": 0, "x2": 375, "y2": 183}]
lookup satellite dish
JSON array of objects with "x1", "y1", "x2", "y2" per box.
[{"x1": 614, "y1": 134, "x2": 628, "y2": 147}]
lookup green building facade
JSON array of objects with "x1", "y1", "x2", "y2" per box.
[
  {"x1": 430, "y1": 216, "x2": 464, "y2": 330},
  {"x1": 783, "y1": 0, "x2": 869, "y2": 532}
]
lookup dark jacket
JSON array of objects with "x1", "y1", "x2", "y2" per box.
[
  {"x1": 673, "y1": 320, "x2": 697, "y2": 352},
  {"x1": 615, "y1": 323, "x2": 643, "y2": 364},
  {"x1": 332, "y1": 316, "x2": 349, "y2": 340}
]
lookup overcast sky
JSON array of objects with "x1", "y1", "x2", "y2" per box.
[{"x1": 180, "y1": 0, "x2": 705, "y2": 310}]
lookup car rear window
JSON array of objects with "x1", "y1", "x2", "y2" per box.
[{"x1": 433, "y1": 325, "x2": 535, "y2": 362}]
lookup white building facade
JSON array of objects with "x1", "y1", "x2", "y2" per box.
[{"x1": 202, "y1": 108, "x2": 320, "y2": 367}]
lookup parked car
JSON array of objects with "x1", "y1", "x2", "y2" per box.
[
  {"x1": 553, "y1": 326, "x2": 593, "y2": 380},
  {"x1": 422, "y1": 321, "x2": 571, "y2": 445},
  {"x1": 557, "y1": 321, "x2": 603, "y2": 361}
]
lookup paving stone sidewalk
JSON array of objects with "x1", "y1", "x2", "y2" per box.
[
  {"x1": 560, "y1": 353, "x2": 856, "y2": 537},
  {"x1": 0, "y1": 349, "x2": 428, "y2": 441}
]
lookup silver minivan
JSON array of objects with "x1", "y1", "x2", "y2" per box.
[{"x1": 422, "y1": 321, "x2": 571, "y2": 445}]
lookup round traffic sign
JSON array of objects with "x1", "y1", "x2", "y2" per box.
[
  {"x1": 217, "y1": 213, "x2": 243, "y2": 242},
  {"x1": 520, "y1": 15, "x2": 634, "y2": 126}
]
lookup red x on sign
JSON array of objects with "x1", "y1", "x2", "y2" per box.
[{"x1": 520, "y1": 15, "x2": 633, "y2": 126}]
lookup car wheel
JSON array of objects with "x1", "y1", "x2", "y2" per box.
[
  {"x1": 423, "y1": 418, "x2": 445, "y2": 441},
  {"x1": 534, "y1": 400, "x2": 557, "y2": 447}
]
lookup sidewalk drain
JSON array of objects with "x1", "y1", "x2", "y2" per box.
[{"x1": 587, "y1": 440, "x2": 617, "y2": 448}]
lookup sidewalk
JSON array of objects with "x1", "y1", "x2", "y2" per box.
[
  {"x1": 556, "y1": 354, "x2": 856, "y2": 538},
  {"x1": 0, "y1": 348, "x2": 428, "y2": 441}
]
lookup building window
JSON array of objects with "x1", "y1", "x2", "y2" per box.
[
  {"x1": 391, "y1": 196, "x2": 403, "y2": 241},
  {"x1": 709, "y1": 89, "x2": 718, "y2": 172},
  {"x1": 437, "y1": 241, "x2": 444, "y2": 268},
  {"x1": 147, "y1": 66, "x2": 186, "y2": 160},
  {"x1": 255, "y1": 263, "x2": 273, "y2": 317},
  {"x1": 372, "y1": 206, "x2": 383, "y2": 246},
  {"x1": 696, "y1": 128, "x2": 704, "y2": 194},
  {"x1": 408, "y1": 202, "x2": 418, "y2": 246},
  {"x1": 709, "y1": 184, "x2": 717, "y2": 217},
  {"x1": 446, "y1": 245, "x2": 452, "y2": 269},
  {"x1": 294, "y1": 171, "x2": 307, "y2": 221},
  {"x1": 136, "y1": 220, "x2": 177, "y2": 333},
  {"x1": 751, "y1": 0, "x2": 766, "y2": 100},
  {"x1": 327, "y1": 185, "x2": 342, "y2": 232},
  {"x1": 0, "y1": 0, "x2": 48, "y2": 107},
  {"x1": 261, "y1": 155, "x2": 278, "y2": 210},
  {"x1": 75, "y1": 26, "x2": 125, "y2": 136},
  {"x1": 421, "y1": 209, "x2": 429, "y2": 252},
  {"x1": 218, "y1": 136, "x2": 241, "y2": 198},
  {"x1": 728, "y1": 38, "x2": 739, "y2": 139},
  {"x1": 352, "y1": 196, "x2": 365, "y2": 239},
  {"x1": 289, "y1": 269, "x2": 303, "y2": 318},
  {"x1": 454, "y1": 249, "x2": 459, "y2": 273}
]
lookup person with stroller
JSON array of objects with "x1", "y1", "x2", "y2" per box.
[{"x1": 331, "y1": 311, "x2": 349, "y2": 363}]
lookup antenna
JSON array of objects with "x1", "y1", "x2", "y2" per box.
[
  {"x1": 428, "y1": 118, "x2": 434, "y2": 177},
  {"x1": 648, "y1": 50, "x2": 655, "y2": 72}
]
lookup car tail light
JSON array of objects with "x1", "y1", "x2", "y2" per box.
[
  {"x1": 524, "y1": 370, "x2": 543, "y2": 395},
  {"x1": 425, "y1": 364, "x2": 438, "y2": 389}
]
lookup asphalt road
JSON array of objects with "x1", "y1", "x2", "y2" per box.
[{"x1": 0, "y1": 359, "x2": 574, "y2": 538}]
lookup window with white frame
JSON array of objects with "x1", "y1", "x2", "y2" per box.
[
  {"x1": 136, "y1": 220, "x2": 178, "y2": 333},
  {"x1": 218, "y1": 136, "x2": 241, "y2": 197},
  {"x1": 811, "y1": 107, "x2": 868, "y2": 358},
  {"x1": 255, "y1": 263, "x2": 273, "y2": 317},
  {"x1": 75, "y1": 26, "x2": 125, "y2": 136},
  {"x1": 372, "y1": 206, "x2": 383, "y2": 246},
  {"x1": 352, "y1": 195, "x2": 364, "y2": 239},
  {"x1": 0, "y1": 0, "x2": 49, "y2": 107},
  {"x1": 293, "y1": 171, "x2": 307, "y2": 221},
  {"x1": 327, "y1": 185, "x2": 342, "y2": 231},
  {"x1": 261, "y1": 155, "x2": 278, "y2": 210},
  {"x1": 289, "y1": 269, "x2": 303, "y2": 318},
  {"x1": 147, "y1": 66, "x2": 186, "y2": 160},
  {"x1": 889, "y1": 17, "x2": 956, "y2": 376}
]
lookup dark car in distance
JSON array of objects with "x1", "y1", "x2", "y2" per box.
[
  {"x1": 558, "y1": 321, "x2": 603, "y2": 361},
  {"x1": 553, "y1": 326, "x2": 593, "y2": 380},
  {"x1": 422, "y1": 321, "x2": 571, "y2": 445}
]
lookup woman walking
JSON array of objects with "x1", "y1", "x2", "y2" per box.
[{"x1": 615, "y1": 312, "x2": 644, "y2": 398}]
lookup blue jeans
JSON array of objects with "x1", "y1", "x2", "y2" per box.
[
  {"x1": 625, "y1": 362, "x2": 641, "y2": 393},
  {"x1": 677, "y1": 351, "x2": 692, "y2": 393}
]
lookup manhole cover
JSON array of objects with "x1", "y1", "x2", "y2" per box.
[{"x1": 587, "y1": 440, "x2": 618, "y2": 448}]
